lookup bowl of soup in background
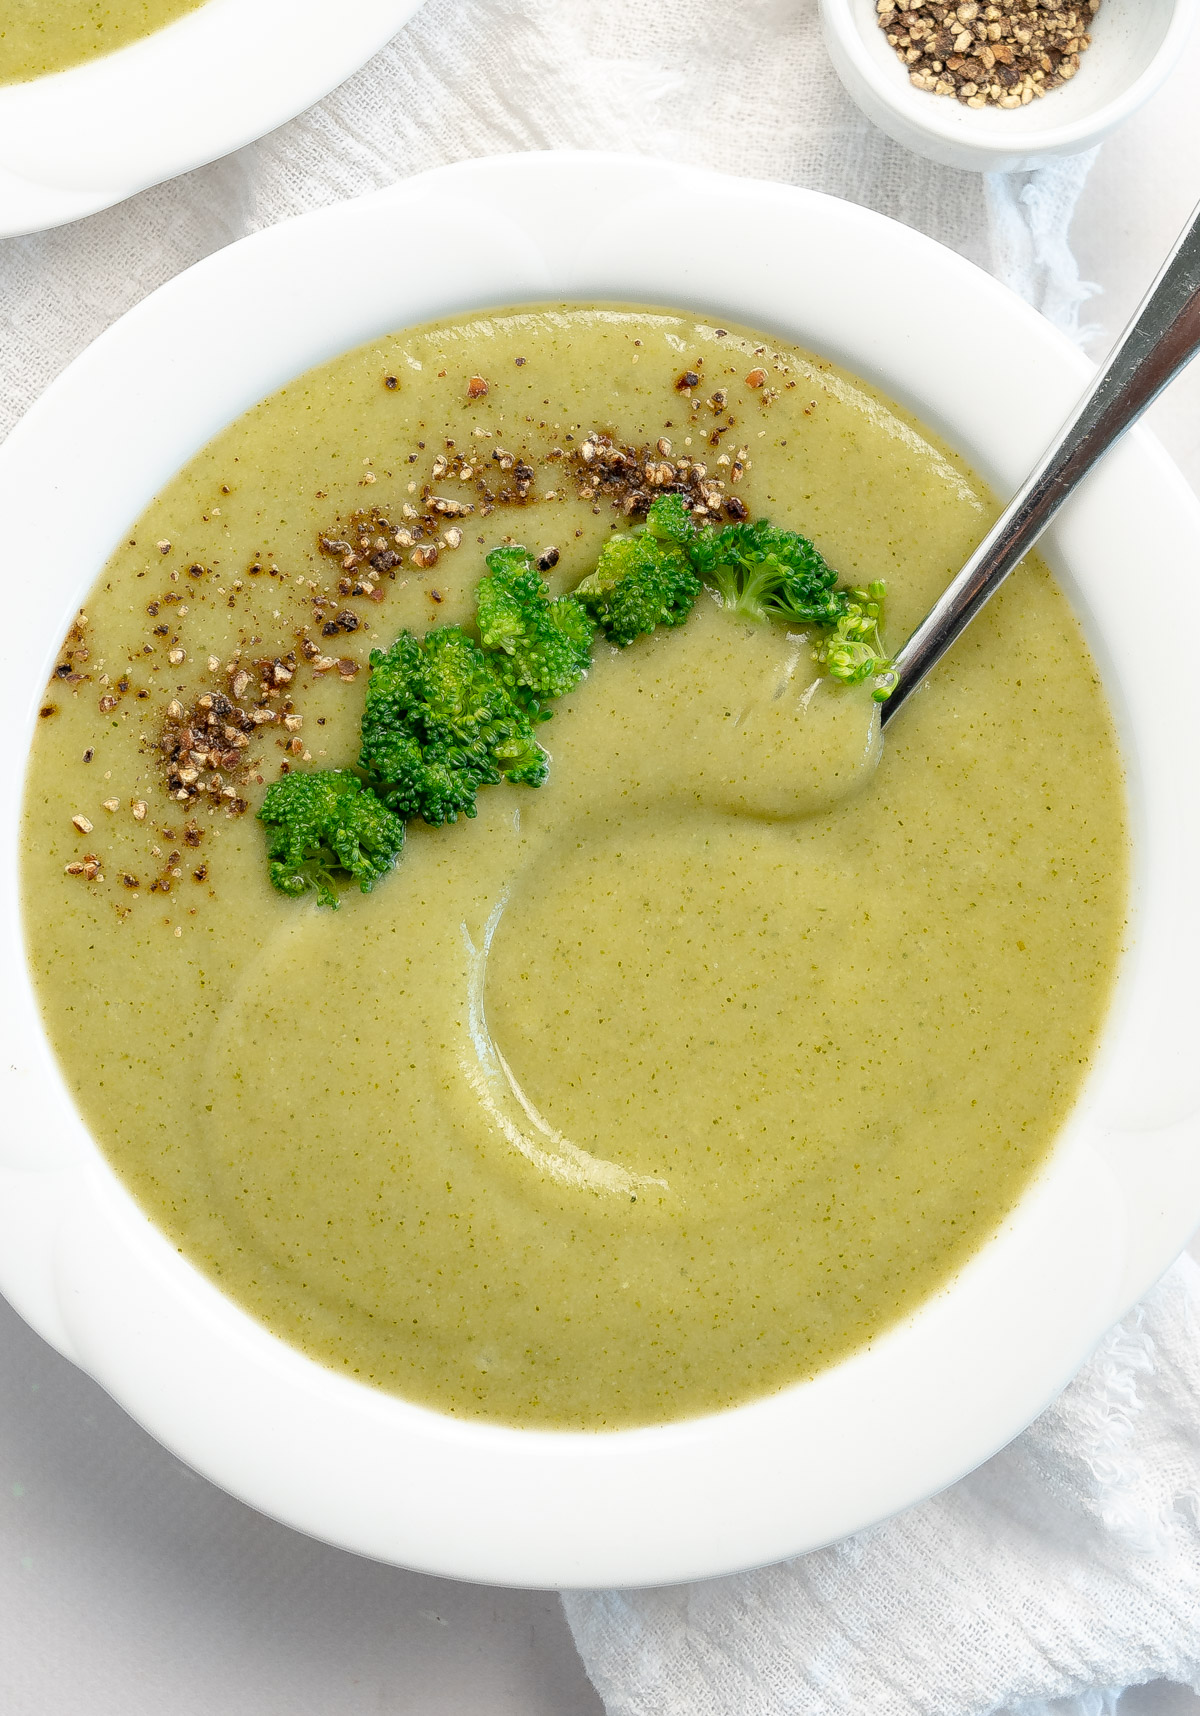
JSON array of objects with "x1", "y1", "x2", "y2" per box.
[
  {"x1": 1, "y1": 151, "x2": 1199, "y2": 1589},
  {"x1": 0, "y1": 0, "x2": 422, "y2": 236}
]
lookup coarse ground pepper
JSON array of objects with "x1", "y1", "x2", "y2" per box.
[{"x1": 876, "y1": 1, "x2": 1100, "y2": 109}]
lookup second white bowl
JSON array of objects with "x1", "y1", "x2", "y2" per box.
[{"x1": 0, "y1": 0, "x2": 423, "y2": 236}]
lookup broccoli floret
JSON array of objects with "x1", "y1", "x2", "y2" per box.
[
  {"x1": 359, "y1": 626, "x2": 549, "y2": 825},
  {"x1": 687, "y1": 518, "x2": 895, "y2": 698},
  {"x1": 688, "y1": 518, "x2": 848, "y2": 630},
  {"x1": 475, "y1": 545, "x2": 594, "y2": 703},
  {"x1": 575, "y1": 501, "x2": 701, "y2": 648},
  {"x1": 258, "y1": 769, "x2": 405, "y2": 909},
  {"x1": 812, "y1": 582, "x2": 896, "y2": 700},
  {"x1": 643, "y1": 492, "x2": 695, "y2": 546}
]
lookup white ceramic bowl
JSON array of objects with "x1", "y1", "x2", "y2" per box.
[
  {"x1": 2, "y1": 151, "x2": 1199, "y2": 1590},
  {"x1": 0, "y1": 0, "x2": 422, "y2": 237},
  {"x1": 821, "y1": 0, "x2": 1198, "y2": 172}
]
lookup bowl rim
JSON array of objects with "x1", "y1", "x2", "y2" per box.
[
  {"x1": 0, "y1": 0, "x2": 422, "y2": 237},
  {"x1": 819, "y1": 0, "x2": 1200, "y2": 166},
  {"x1": 3, "y1": 150, "x2": 1200, "y2": 1589}
]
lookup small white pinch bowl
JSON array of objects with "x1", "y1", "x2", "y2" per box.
[
  {"x1": 820, "y1": 0, "x2": 1199, "y2": 173},
  {"x1": 0, "y1": 0, "x2": 423, "y2": 237},
  {"x1": 2, "y1": 151, "x2": 1200, "y2": 1590}
]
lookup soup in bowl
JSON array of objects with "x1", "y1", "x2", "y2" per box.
[{"x1": 2, "y1": 153, "x2": 1198, "y2": 1587}]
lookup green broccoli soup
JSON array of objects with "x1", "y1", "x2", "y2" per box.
[
  {"x1": 21, "y1": 306, "x2": 1127, "y2": 1428},
  {"x1": 0, "y1": 0, "x2": 206, "y2": 83}
]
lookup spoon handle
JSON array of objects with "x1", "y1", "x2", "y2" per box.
[{"x1": 881, "y1": 197, "x2": 1200, "y2": 725}]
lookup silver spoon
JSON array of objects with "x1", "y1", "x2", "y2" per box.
[{"x1": 880, "y1": 197, "x2": 1200, "y2": 725}]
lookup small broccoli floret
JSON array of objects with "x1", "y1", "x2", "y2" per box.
[
  {"x1": 359, "y1": 626, "x2": 549, "y2": 825},
  {"x1": 644, "y1": 492, "x2": 695, "y2": 546},
  {"x1": 575, "y1": 512, "x2": 701, "y2": 648},
  {"x1": 812, "y1": 582, "x2": 896, "y2": 700},
  {"x1": 688, "y1": 518, "x2": 848, "y2": 630},
  {"x1": 258, "y1": 769, "x2": 405, "y2": 909},
  {"x1": 687, "y1": 519, "x2": 895, "y2": 698},
  {"x1": 475, "y1": 546, "x2": 594, "y2": 703}
]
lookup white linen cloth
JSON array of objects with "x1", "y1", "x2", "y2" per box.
[{"x1": 1, "y1": 4, "x2": 1197, "y2": 1715}]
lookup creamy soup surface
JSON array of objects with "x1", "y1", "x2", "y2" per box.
[
  {"x1": 21, "y1": 306, "x2": 1128, "y2": 1428},
  {"x1": 0, "y1": 0, "x2": 204, "y2": 82}
]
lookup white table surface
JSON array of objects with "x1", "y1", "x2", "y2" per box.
[{"x1": 4, "y1": 26, "x2": 1200, "y2": 1716}]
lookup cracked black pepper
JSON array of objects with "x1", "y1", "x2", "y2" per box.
[{"x1": 877, "y1": 0, "x2": 1100, "y2": 109}]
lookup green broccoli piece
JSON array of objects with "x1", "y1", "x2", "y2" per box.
[
  {"x1": 643, "y1": 492, "x2": 695, "y2": 546},
  {"x1": 258, "y1": 769, "x2": 405, "y2": 909},
  {"x1": 686, "y1": 517, "x2": 895, "y2": 698},
  {"x1": 475, "y1": 546, "x2": 594, "y2": 703},
  {"x1": 688, "y1": 517, "x2": 849, "y2": 629},
  {"x1": 812, "y1": 582, "x2": 896, "y2": 700},
  {"x1": 575, "y1": 497, "x2": 701, "y2": 647},
  {"x1": 359, "y1": 626, "x2": 549, "y2": 825}
]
